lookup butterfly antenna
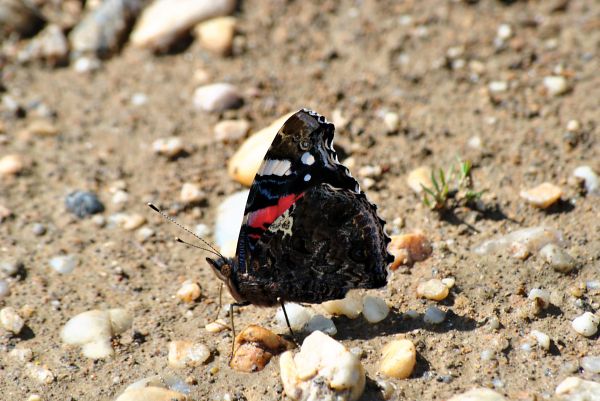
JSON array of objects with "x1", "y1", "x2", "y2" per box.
[
  {"x1": 175, "y1": 237, "x2": 222, "y2": 258},
  {"x1": 147, "y1": 203, "x2": 225, "y2": 259}
]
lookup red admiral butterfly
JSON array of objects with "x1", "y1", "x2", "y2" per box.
[{"x1": 206, "y1": 109, "x2": 393, "y2": 331}]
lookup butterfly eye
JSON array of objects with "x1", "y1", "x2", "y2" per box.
[{"x1": 299, "y1": 140, "x2": 311, "y2": 150}]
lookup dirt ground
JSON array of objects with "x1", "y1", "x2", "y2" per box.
[{"x1": 1, "y1": 0, "x2": 599, "y2": 400}]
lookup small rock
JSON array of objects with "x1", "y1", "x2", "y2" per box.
[
  {"x1": 0, "y1": 280, "x2": 10, "y2": 299},
  {"x1": 131, "y1": 93, "x2": 148, "y2": 106},
  {"x1": 388, "y1": 232, "x2": 432, "y2": 269},
  {"x1": 230, "y1": 325, "x2": 294, "y2": 373},
  {"x1": 423, "y1": 306, "x2": 446, "y2": 324},
  {"x1": 442, "y1": 277, "x2": 456, "y2": 288},
  {"x1": 26, "y1": 395, "x2": 42, "y2": 401},
  {"x1": 544, "y1": 76, "x2": 569, "y2": 96},
  {"x1": 65, "y1": 191, "x2": 105, "y2": 218},
  {"x1": 488, "y1": 81, "x2": 508, "y2": 93},
  {"x1": 304, "y1": 314, "x2": 337, "y2": 335},
  {"x1": 467, "y1": 136, "x2": 482, "y2": 149},
  {"x1": 73, "y1": 56, "x2": 101, "y2": 73},
  {"x1": 214, "y1": 190, "x2": 249, "y2": 255},
  {"x1": 496, "y1": 24, "x2": 512, "y2": 40},
  {"x1": 122, "y1": 214, "x2": 146, "y2": 230},
  {"x1": 520, "y1": 182, "x2": 562, "y2": 209},
  {"x1": 176, "y1": 280, "x2": 201, "y2": 303},
  {"x1": 152, "y1": 137, "x2": 185, "y2": 158},
  {"x1": 0, "y1": 306, "x2": 25, "y2": 334},
  {"x1": 19, "y1": 24, "x2": 68, "y2": 66},
  {"x1": 111, "y1": 190, "x2": 129, "y2": 205},
  {"x1": 49, "y1": 254, "x2": 78, "y2": 274},
  {"x1": 566, "y1": 120, "x2": 581, "y2": 132},
  {"x1": 168, "y1": 340, "x2": 210, "y2": 368},
  {"x1": 383, "y1": 112, "x2": 399, "y2": 132},
  {"x1": 571, "y1": 312, "x2": 599, "y2": 337},
  {"x1": 1, "y1": 260, "x2": 22, "y2": 276},
  {"x1": 180, "y1": 183, "x2": 205, "y2": 204},
  {"x1": 362, "y1": 296, "x2": 389, "y2": 323},
  {"x1": 9, "y1": 346, "x2": 33, "y2": 362},
  {"x1": 528, "y1": 288, "x2": 550, "y2": 310},
  {"x1": 581, "y1": 356, "x2": 600, "y2": 374},
  {"x1": 555, "y1": 377, "x2": 600, "y2": 401},
  {"x1": 26, "y1": 363, "x2": 54, "y2": 384},
  {"x1": 194, "y1": 223, "x2": 211, "y2": 238},
  {"x1": 275, "y1": 303, "x2": 311, "y2": 331},
  {"x1": 195, "y1": 16, "x2": 236, "y2": 56},
  {"x1": 193, "y1": 83, "x2": 242, "y2": 113},
  {"x1": 61, "y1": 308, "x2": 133, "y2": 359},
  {"x1": 530, "y1": 330, "x2": 550, "y2": 350},
  {"x1": 205, "y1": 319, "x2": 228, "y2": 333},
  {"x1": 27, "y1": 120, "x2": 58, "y2": 136},
  {"x1": 416, "y1": 279, "x2": 449, "y2": 301},
  {"x1": 32, "y1": 223, "x2": 46, "y2": 236},
  {"x1": 358, "y1": 165, "x2": 382, "y2": 179},
  {"x1": 573, "y1": 166, "x2": 600, "y2": 195},
  {"x1": 0, "y1": 154, "x2": 25, "y2": 176},
  {"x1": 321, "y1": 291, "x2": 363, "y2": 319},
  {"x1": 539, "y1": 244, "x2": 576, "y2": 273},
  {"x1": 379, "y1": 339, "x2": 416, "y2": 379},
  {"x1": 135, "y1": 226, "x2": 155, "y2": 242},
  {"x1": 280, "y1": 331, "x2": 365, "y2": 401},
  {"x1": 214, "y1": 119, "x2": 250, "y2": 142},
  {"x1": 473, "y1": 226, "x2": 563, "y2": 258},
  {"x1": 131, "y1": 0, "x2": 236, "y2": 51},
  {"x1": 116, "y1": 387, "x2": 188, "y2": 401},
  {"x1": 406, "y1": 166, "x2": 433, "y2": 194},
  {"x1": 448, "y1": 388, "x2": 507, "y2": 401},
  {"x1": 227, "y1": 113, "x2": 293, "y2": 186}
]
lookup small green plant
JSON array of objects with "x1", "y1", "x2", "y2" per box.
[{"x1": 421, "y1": 159, "x2": 485, "y2": 212}]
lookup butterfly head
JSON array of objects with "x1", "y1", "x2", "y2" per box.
[{"x1": 205, "y1": 257, "x2": 245, "y2": 303}]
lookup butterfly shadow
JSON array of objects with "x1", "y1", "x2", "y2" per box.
[{"x1": 333, "y1": 309, "x2": 479, "y2": 341}]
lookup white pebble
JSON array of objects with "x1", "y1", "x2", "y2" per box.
[
  {"x1": 205, "y1": 319, "x2": 228, "y2": 333},
  {"x1": 73, "y1": 56, "x2": 100, "y2": 73},
  {"x1": 9, "y1": 347, "x2": 33, "y2": 363},
  {"x1": 488, "y1": 81, "x2": 508, "y2": 93},
  {"x1": 280, "y1": 331, "x2": 365, "y2": 401},
  {"x1": 0, "y1": 279, "x2": 10, "y2": 299},
  {"x1": 49, "y1": 255, "x2": 78, "y2": 274},
  {"x1": 530, "y1": 330, "x2": 551, "y2": 350},
  {"x1": 122, "y1": 214, "x2": 146, "y2": 231},
  {"x1": 111, "y1": 190, "x2": 129, "y2": 205},
  {"x1": 441, "y1": 277, "x2": 456, "y2": 288},
  {"x1": 180, "y1": 182, "x2": 205, "y2": 204},
  {"x1": 195, "y1": 16, "x2": 236, "y2": 55},
  {"x1": 544, "y1": 76, "x2": 569, "y2": 96},
  {"x1": 152, "y1": 137, "x2": 184, "y2": 158},
  {"x1": 573, "y1": 166, "x2": 600, "y2": 195},
  {"x1": 168, "y1": 340, "x2": 210, "y2": 368},
  {"x1": 480, "y1": 349, "x2": 495, "y2": 361},
  {"x1": 383, "y1": 112, "x2": 399, "y2": 132},
  {"x1": 0, "y1": 154, "x2": 25, "y2": 176},
  {"x1": 131, "y1": 93, "x2": 148, "y2": 106},
  {"x1": 0, "y1": 307, "x2": 25, "y2": 334},
  {"x1": 406, "y1": 166, "x2": 432, "y2": 194},
  {"x1": 26, "y1": 395, "x2": 42, "y2": 401},
  {"x1": 193, "y1": 83, "x2": 242, "y2": 112},
  {"x1": 379, "y1": 339, "x2": 416, "y2": 379},
  {"x1": 417, "y1": 279, "x2": 449, "y2": 301},
  {"x1": 358, "y1": 165, "x2": 382, "y2": 178},
  {"x1": 423, "y1": 306, "x2": 446, "y2": 324},
  {"x1": 473, "y1": 226, "x2": 563, "y2": 258},
  {"x1": 275, "y1": 303, "x2": 311, "y2": 331},
  {"x1": 555, "y1": 377, "x2": 600, "y2": 400},
  {"x1": 497, "y1": 24, "x2": 512, "y2": 40},
  {"x1": 528, "y1": 288, "x2": 550, "y2": 309},
  {"x1": 448, "y1": 388, "x2": 507, "y2": 401},
  {"x1": 572, "y1": 312, "x2": 599, "y2": 337},
  {"x1": 321, "y1": 291, "x2": 363, "y2": 319},
  {"x1": 566, "y1": 119, "x2": 581, "y2": 132},
  {"x1": 214, "y1": 119, "x2": 249, "y2": 142},
  {"x1": 362, "y1": 296, "x2": 389, "y2": 323},
  {"x1": 176, "y1": 280, "x2": 201, "y2": 303},
  {"x1": 539, "y1": 244, "x2": 576, "y2": 273},
  {"x1": 467, "y1": 136, "x2": 482, "y2": 149},
  {"x1": 26, "y1": 363, "x2": 54, "y2": 384},
  {"x1": 581, "y1": 356, "x2": 600, "y2": 373},
  {"x1": 194, "y1": 223, "x2": 211, "y2": 238},
  {"x1": 304, "y1": 314, "x2": 337, "y2": 335},
  {"x1": 135, "y1": 227, "x2": 155, "y2": 242}
]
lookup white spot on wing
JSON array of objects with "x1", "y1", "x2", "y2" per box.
[
  {"x1": 301, "y1": 152, "x2": 315, "y2": 165},
  {"x1": 304, "y1": 174, "x2": 311, "y2": 182},
  {"x1": 257, "y1": 159, "x2": 292, "y2": 176}
]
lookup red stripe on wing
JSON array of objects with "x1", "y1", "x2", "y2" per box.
[{"x1": 246, "y1": 193, "x2": 304, "y2": 233}]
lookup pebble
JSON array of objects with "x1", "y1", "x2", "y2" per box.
[
  {"x1": 388, "y1": 232, "x2": 432, "y2": 269},
  {"x1": 32, "y1": 223, "x2": 46, "y2": 236},
  {"x1": 417, "y1": 279, "x2": 449, "y2": 301},
  {"x1": 1, "y1": 260, "x2": 22, "y2": 276},
  {"x1": 61, "y1": 308, "x2": 133, "y2": 359},
  {"x1": 49, "y1": 254, "x2": 78, "y2": 274},
  {"x1": 571, "y1": 312, "x2": 599, "y2": 337},
  {"x1": 193, "y1": 83, "x2": 242, "y2": 112},
  {"x1": 383, "y1": 112, "x2": 400, "y2": 132},
  {"x1": 135, "y1": 227, "x2": 154, "y2": 243},
  {"x1": 0, "y1": 306, "x2": 25, "y2": 334},
  {"x1": 175, "y1": 280, "x2": 201, "y2": 303},
  {"x1": 497, "y1": 24, "x2": 513, "y2": 40},
  {"x1": 362, "y1": 296, "x2": 389, "y2": 323},
  {"x1": 581, "y1": 356, "x2": 600, "y2": 373},
  {"x1": 214, "y1": 190, "x2": 249, "y2": 255},
  {"x1": 122, "y1": 213, "x2": 146, "y2": 230},
  {"x1": 406, "y1": 166, "x2": 433, "y2": 194},
  {"x1": 9, "y1": 346, "x2": 33, "y2": 362},
  {"x1": 0, "y1": 280, "x2": 10, "y2": 299},
  {"x1": 467, "y1": 136, "x2": 482, "y2": 149},
  {"x1": 131, "y1": 0, "x2": 236, "y2": 50},
  {"x1": 528, "y1": 288, "x2": 550, "y2": 310},
  {"x1": 280, "y1": 331, "x2": 365, "y2": 401},
  {"x1": 566, "y1": 119, "x2": 581, "y2": 132},
  {"x1": 214, "y1": 119, "x2": 250, "y2": 142},
  {"x1": 205, "y1": 319, "x2": 228, "y2": 333},
  {"x1": 530, "y1": 330, "x2": 550, "y2": 350},
  {"x1": 448, "y1": 388, "x2": 507, "y2": 401},
  {"x1": 180, "y1": 183, "x2": 206, "y2": 204},
  {"x1": 111, "y1": 190, "x2": 129, "y2": 205},
  {"x1": 73, "y1": 56, "x2": 101, "y2": 73},
  {"x1": 321, "y1": 291, "x2": 363, "y2": 319},
  {"x1": 358, "y1": 165, "x2": 382, "y2": 178},
  {"x1": 379, "y1": 339, "x2": 416, "y2": 379},
  {"x1": 423, "y1": 306, "x2": 446, "y2": 324},
  {"x1": 555, "y1": 377, "x2": 600, "y2": 401},
  {"x1": 18, "y1": 24, "x2": 69, "y2": 66},
  {"x1": 544, "y1": 76, "x2": 569, "y2": 96},
  {"x1": 195, "y1": 16, "x2": 236, "y2": 56},
  {"x1": 230, "y1": 325, "x2": 294, "y2": 373},
  {"x1": 539, "y1": 244, "x2": 576, "y2": 273},
  {"x1": 0, "y1": 154, "x2": 25, "y2": 176},
  {"x1": 69, "y1": 0, "x2": 144, "y2": 57},
  {"x1": 442, "y1": 277, "x2": 456, "y2": 288},
  {"x1": 26, "y1": 363, "x2": 54, "y2": 384},
  {"x1": 65, "y1": 190, "x2": 105, "y2": 218},
  {"x1": 131, "y1": 93, "x2": 148, "y2": 106},
  {"x1": 488, "y1": 81, "x2": 508, "y2": 93},
  {"x1": 573, "y1": 166, "x2": 600, "y2": 195},
  {"x1": 27, "y1": 120, "x2": 59, "y2": 136},
  {"x1": 473, "y1": 226, "x2": 563, "y2": 259},
  {"x1": 275, "y1": 303, "x2": 312, "y2": 331},
  {"x1": 304, "y1": 314, "x2": 337, "y2": 335},
  {"x1": 116, "y1": 387, "x2": 187, "y2": 401},
  {"x1": 26, "y1": 395, "x2": 42, "y2": 401},
  {"x1": 227, "y1": 113, "x2": 293, "y2": 186},
  {"x1": 194, "y1": 223, "x2": 211, "y2": 238},
  {"x1": 520, "y1": 182, "x2": 562, "y2": 209},
  {"x1": 168, "y1": 340, "x2": 210, "y2": 368},
  {"x1": 152, "y1": 137, "x2": 185, "y2": 158}
]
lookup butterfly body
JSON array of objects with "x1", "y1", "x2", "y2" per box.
[{"x1": 207, "y1": 109, "x2": 393, "y2": 307}]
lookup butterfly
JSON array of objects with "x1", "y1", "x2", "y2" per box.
[{"x1": 206, "y1": 109, "x2": 393, "y2": 335}]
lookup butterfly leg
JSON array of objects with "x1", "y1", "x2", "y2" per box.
[
  {"x1": 278, "y1": 298, "x2": 298, "y2": 346},
  {"x1": 228, "y1": 301, "x2": 250, "y2": 363}
]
